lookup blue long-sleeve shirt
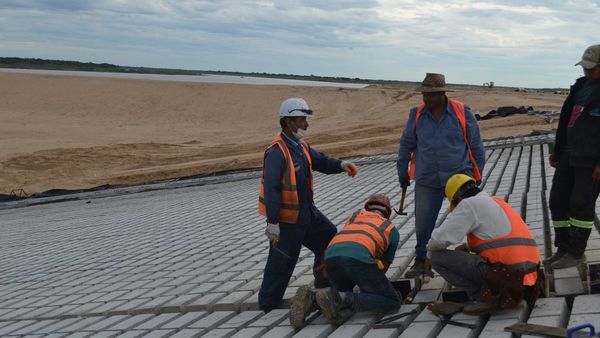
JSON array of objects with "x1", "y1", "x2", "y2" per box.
[
  {"x1": 263, "y1": 132, "x2": 344, "y2": 225},
  {"x1": 396, "y1": 99, "x2": 485, "y2": 189}
]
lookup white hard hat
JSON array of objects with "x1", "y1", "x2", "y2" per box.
[{"x1": 279, "y1": 98, "x2": 313, "y2": 118}]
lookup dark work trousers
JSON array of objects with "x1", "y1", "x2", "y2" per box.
[
  {"x1": 325, "y1": 256, "x2": 401, "y2": 314},
  {"x1": 258, "y1": 209, "x2": 337, "y2": 309},
  {"x1": 429, "y1": 250, "x2": 490, "y2": 299},
  {"x1": 549, "y1": 155, "x2": 600, "y2": 256}
]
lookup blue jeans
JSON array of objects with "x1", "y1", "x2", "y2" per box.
[
  {"x1": 414, "y1": 184, "x2": 445, "y2": 260},
  {"x1": 429, "y1": 250, "x2": 489, "y2": 299},
  {"x1": 259, "y1": 208, "x2": 337, "y2": 308},
  {"x1": 325, "y1": 256, "x2": 401, "y2": 314}
]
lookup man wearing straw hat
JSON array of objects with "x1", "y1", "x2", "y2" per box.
[{"x1": 396, "y1": 73, "x2": 485, "y2": 278}]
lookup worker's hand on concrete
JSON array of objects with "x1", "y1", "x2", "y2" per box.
[
  {"x1": 423, "y1": 257, "x2": 434, "y2": 278},
  {"x1": 548, "y1": 154, "x2": 558, "y2": 168},
  {"x1": 399, "y1": 174, "x2": 410, "y2": 188},
  {"x1": 341, "y1": 161, "x2": 358, "y2": 177},
  {"x1": 592, "y1": 164, "x2": 600, "y2": 182},
  {"x1": 265, "y1": 223, "x2": 280, "y2": 242}
]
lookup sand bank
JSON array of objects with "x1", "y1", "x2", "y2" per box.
[{"x1": 0, "y1": 72, "x2": 565, "y2": 195}]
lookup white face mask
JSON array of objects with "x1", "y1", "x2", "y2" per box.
[{"x1": 293, "y1": 128, "x2": 306, "y2": 139}]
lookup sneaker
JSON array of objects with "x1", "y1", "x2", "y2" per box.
[
  {"x1": 463, "y1": 301, "x2": 501, "y2": 316},
  {"x1": 542, "y1": 250, "x2": 566, "y2": 266},
  {"x1": 315, "y1": 288, "x2": 344, "y2": 325},
  {"x1": 405, "y1": 259, "x2": 425, "y2": 278},
  {"x1": 289, "y1": 285, "x2": 316, "y2": 330},
  {"x1": 550, "y1": 253, "x2": 586, "y2": 269}
]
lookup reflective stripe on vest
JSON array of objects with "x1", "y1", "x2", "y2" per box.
[
  {"x1": 408, "y1": 98, "x2": 481, "y2": 181},
  {"x1": 467, "y1": 196, "x2": 540, "y2": 286},
  {"x1": 258, "y1": 135, "x2": 313, "y2": 224},
  {"x1": 327, "y1": 210, "x2": 396, "y2": 259}
]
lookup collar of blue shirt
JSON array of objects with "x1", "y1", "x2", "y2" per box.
[{"x1": 280, "y1": 131, "x2": 300, "y2": 148}]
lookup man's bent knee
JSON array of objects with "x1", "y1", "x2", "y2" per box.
[{"x1": 428, "y1": 250, "x2": 448, "y2": 268}]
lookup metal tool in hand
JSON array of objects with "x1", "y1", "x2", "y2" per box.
[
  {"x1": 374, "y1": 308, "x2": 419, "y2": 329},
  {"x1": 394, "y1": 185, "x2": 408, "y2": 215}
]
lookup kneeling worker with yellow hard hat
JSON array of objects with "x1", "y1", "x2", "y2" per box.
[{"x1": 426, "y1": 174, "x2": 542, "y2": 316}]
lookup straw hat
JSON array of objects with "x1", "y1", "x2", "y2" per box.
[{"x1": 415, "y1": 73, "x2": 452, "y2": 92}]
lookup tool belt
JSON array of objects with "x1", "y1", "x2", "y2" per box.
[{"x1": 481, "y1": 264, "x2": 541, "y2": 309}]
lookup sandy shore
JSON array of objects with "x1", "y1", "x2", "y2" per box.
[{"x1": 0, "y1": 72, "x2": 566, "y2": 195}]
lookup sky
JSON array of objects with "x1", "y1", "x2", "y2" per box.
[{"x1": 0, "y1": 0, "x2": 598, "y2": 88}]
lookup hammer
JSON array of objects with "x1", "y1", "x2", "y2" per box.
[{"x1": 394, "y1": 185, "x2": 408, "y2": 216}]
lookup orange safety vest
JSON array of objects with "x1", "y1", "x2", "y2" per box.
[
  {"x1": 327, "y1": 210, "x2": 396, "y2": 259},
  {"x1": 408, "y1": 98, "x2": 481, "y2": 181},
  {"x1": 467, "y1": 196, "x2": 540, "y2": 286},
  {"x1": 258, "y1": 134, "x2": 313, "y2": 224}
]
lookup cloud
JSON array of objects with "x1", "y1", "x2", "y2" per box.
[{"x1": 0, "y1": 0, "x2": 598, "y2": 87}]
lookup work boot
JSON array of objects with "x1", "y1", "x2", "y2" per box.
[
  {"x1": 315, "y1": 288, "x2": 353, "y2": 326},
  {"x1": 570, "y1": 226, "x2": 592, "y2": 256},
  {"x1": 259, "y1": 305, "x2": 274, "y2": 314},
  {"x1": 550, "y1": 253, "x2": 586, "y2": 269},
  {"x1": 404, "y1": 258, "x2": 425, "y2": 278},
  {"x1": 289, "y1": 285, "x2": 317, "y2": 330},
  {"x1": 463, "y1": 301, "x2": 501, "y2": 316},
  {"x1": 552, "y1": 226, "x2": 570, "y2": 251},
  {"x1": 313, "y1": 276, "x2": 331, "y2": 289},
  {"x1": 427, "y1": 302, "x2": 464, "y2": 316},
  {"x1": 542, "y1": 249, "x2": 567, "y2": 266}
]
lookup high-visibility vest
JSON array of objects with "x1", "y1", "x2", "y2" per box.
[
  {"x1": 258, "y1": 134, "x2": 313, "y2": 224},
  {"x1": 408, "y1": 98, "x2": 481, "y2": 181},
  {"x1": 328, "y1": 210, "x2": 396, "y2": 259},
  {"x1": 467, "y1": 196, "x2": 540, "y2": 286}
]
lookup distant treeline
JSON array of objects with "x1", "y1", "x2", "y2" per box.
[
  {"x1": 0, "y1": 57, "x2": 204, "y2": 75},
  {"x1": 0, "y1": 57, "x2": 413, "y2": 85},
  {"x1": 0, "y1": 57, "x2": 567, "y2": 91}
]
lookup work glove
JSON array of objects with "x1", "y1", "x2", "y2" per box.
[
  {"x1": 426, "y1": 239, "x2": 450, "y2": 252},
  {"x1": 399, "y1": 173, "x2": 410, "y2": 188},
  {"x1": 341, "y1": 160, "x2": 358, "y2": 177},
  {"x1": 265, "y1": 222, "x2": 280, "y2": 242}
]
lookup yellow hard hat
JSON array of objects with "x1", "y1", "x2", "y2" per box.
[{"x1": 445, "y1": 174, "x2": 476, "y2": 210}]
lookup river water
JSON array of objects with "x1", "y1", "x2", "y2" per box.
[{"x1": 0, "y1": 68, "x2": 369, "y2": 88}]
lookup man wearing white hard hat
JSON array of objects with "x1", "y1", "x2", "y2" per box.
[{"x1": 258, "y1": 97, "x2": 358, "y2": 314}]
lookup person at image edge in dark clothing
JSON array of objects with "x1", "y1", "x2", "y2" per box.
[
  {"x1": 258, "y1": 97, "x2": 359, "y2": 313},
  {"x1": 546, "y1": 44, "x2": 600, "y2": 269}
]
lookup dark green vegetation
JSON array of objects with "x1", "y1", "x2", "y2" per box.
[
  {"x1": 0, "y1": 57, "x2": 203, "y2": 75},
  {"x1": 0, "y1": 57, "x2": 567, "y2": 91},
  {"x1": 0, "y1": 57, "x2": 412, "y2": 85}
]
